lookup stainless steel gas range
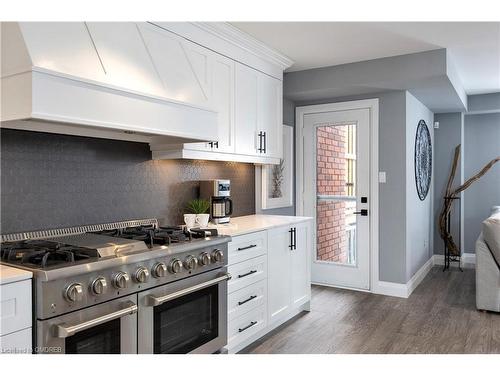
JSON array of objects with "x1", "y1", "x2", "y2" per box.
[{"x1": 0, "y1": 219, "x2": 231, "y2": 354}]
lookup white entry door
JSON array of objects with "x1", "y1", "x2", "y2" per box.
[{"x1": 302, "y1": 107, "x2": 371, "y2": 290}]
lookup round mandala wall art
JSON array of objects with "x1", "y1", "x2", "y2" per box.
[{"x1": 414, "y1": 120, "x2": 432, "y2": 201}]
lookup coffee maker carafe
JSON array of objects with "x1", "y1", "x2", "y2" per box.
[{"x1": 200, "y1": 179, "x2": 233, "y2": 224}]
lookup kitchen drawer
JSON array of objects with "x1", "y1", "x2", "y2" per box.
[
  {"x1": 228, "y1": 279, "x2": 266, "y2": 322},
  {"x1": 227, "y1": 255, "x2": 266, "y2": 294},
  {"x1": 227, "y1": 305, "x2": 266, "y2": 350},
  {"x1": 0, "y1": 279, "x2": 32, "y2": 336},
  {"x1": 0, "y1": 327, "x2": 32, "y2": 354},
  {"x1": 228, "y1": 231, "x2": 267, "y2": 266}
]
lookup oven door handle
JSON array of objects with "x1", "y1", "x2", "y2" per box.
[
  {"x1": 145, "y1": 272, "x2": 231, "y2": 307},
  {"x1": 53, "y1": 300, "x2": 138, "y2": 338}
]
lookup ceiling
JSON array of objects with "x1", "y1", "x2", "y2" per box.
[{"x1": 231, "y1": 22, "x2": 500, "y2": 95}]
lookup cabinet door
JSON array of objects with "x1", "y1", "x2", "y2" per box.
[
  {"x1": 258, "y1": 73, "x2": 283, "y2": 159},
  {"x1": 235, "y1": 63, "x2": 259, "y2": 156},
  {"x1": 267, "y1": 225, "x2": 292, "y2": 325},
  {"x1": 211, "y1": 55, "x2": 235, "y2": 153},
  {"x1": 290, "y1": 223, "x2": 311, "y2": 309},
  {"x1": 186, "y1": 54, "x2": 235, "y2": 153}
]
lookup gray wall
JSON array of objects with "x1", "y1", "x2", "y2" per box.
[
  {"x1": 468, "y1": 92, "x2": 500, "y2": 113},
  {"x1": 293, "y1": 91, "x2": 408, "y2": 284},
  {"x1": 464, "y1": 113, "x2": 500, "y2": 252},
  {"x1": 432, "y1": 112, "x2": 464, "y2": 255},
  {"x1": 405, "y1": 92, "x2": 434, "y2": 281},
  {"x1": 0, "y1": 129, "x2": 255, "y2": 234},
  {"x1": 284, "y1": 49, "x2": 466, "y2": 112}
]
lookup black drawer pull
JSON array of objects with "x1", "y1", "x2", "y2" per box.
[
  {"x1": 237, "y1": 244, "x2": 257, "y2": 251},
  {"x1": 238, "y1": 321, "x2": 257, "y2": 333},
  {"x1": 238, "y1": 270, "x2": 257, "y2": 278},
  {"x1": 238, "y1": 295, "x2": 257, "y2": 306}
]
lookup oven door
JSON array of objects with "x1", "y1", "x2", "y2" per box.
[
  {"x1": 138, "y1": 269, "x2": 229, "y2": 354},
  {"x1": 37, "y1": 295, "x2": 137, "y2": 354}
]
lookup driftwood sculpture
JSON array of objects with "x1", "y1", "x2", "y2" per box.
[{"x1": 438, "y1": 144, "x2": 500, "y2": 256}]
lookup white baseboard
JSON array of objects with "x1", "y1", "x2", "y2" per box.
[
  {"x1": 407, "y1": 256, "x2": 434, "y2": 296},
  {"x1": 327, "y1": 253, "x2": 475, "y2": 300},
  {"x1": 372, "y1": 280, "x2": 409, "y2": 298},
  {"x1": 432, "y1": 253, "x2": 476, "y2": 268},
  {"x1": 373, "y1": 256, "x2": 434, "y2": 299}
]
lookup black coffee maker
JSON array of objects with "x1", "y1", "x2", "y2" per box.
[{"x1": 200, "y1": 179, "x2": 233, "y2": 224}]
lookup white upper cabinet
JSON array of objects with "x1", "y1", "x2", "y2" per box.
[
  {"x1": 234, "y1": 62, "x2": 283, "y2": 160},
  {"x1": 234, "y1": 63, "x2": 259, "y2": 156},
  {"x1": 185, "y1": 53, "x2": 235, "y2": 153},
  {"x1": 258, "y1": 72, "x2": 283, "y2": 159}
]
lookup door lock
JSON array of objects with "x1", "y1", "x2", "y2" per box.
[{"x1": 353, "y1": 209, "x2": 368, "y2": 216}]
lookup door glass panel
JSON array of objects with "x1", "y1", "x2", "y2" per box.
[
  {"x1": 153, "y1": 284, "x2": 218, "y2": 354},
  {"x1": 65, "y1": 318, "x2": 120, "y2": 354},
  {"x1": 316, "y1": 124, "x2": 357, "y2": 265}
]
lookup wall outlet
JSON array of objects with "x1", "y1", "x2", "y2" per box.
[
  {"x1": 378, "y1": 171, "x2": 387, "y2": 183},
  {"x1": 434, "y1": 121, "x2": 440, "y2": 129}
]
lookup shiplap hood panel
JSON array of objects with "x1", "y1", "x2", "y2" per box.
[{"x1": 0, "y1": 22, "x2": 218, "y2": 143}]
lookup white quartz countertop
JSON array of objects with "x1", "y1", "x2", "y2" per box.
[
  {"x1": 0, "y1": 264, "x2": 32, "y2": 285},
  {"x1": 209, "y1": 214, "x2": 313, "y2": 237}
]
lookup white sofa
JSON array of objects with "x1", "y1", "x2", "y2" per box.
[{"x1": 476, "y1": 206, "x2": 500, "y2": 312}]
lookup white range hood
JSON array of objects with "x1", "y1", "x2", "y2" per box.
[{"x1": 0, "y1": 22, "x2": 218, "y2": 144}]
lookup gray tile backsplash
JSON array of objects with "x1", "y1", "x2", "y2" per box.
[{"x1": 0, "y1": 129, "x2": 255, "y2": 234}]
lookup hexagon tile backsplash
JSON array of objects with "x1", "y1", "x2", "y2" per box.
[{"x1": 0, "y1": 129, "x2": 255, "y2": 234}]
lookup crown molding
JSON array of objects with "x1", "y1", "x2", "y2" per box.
[{"x1": 190, "y1": 22, "x2": 294, "y2": 70}]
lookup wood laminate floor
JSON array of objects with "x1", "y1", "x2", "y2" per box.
[{"x1": 241, "y1": 267, "x2": 500, "y2": 354}]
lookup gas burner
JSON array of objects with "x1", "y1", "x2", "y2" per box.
[
  {"x1": 0, "y1": 240, "x2": 98, "y2": 268},
  {"x1": 153, "y1": 226, "x2": 188, "y2": 245}
]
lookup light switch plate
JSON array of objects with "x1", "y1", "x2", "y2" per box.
[
  {"x1": 378, "y1": 171, "x2": 387, "y2": 183},
  {"x1": 434, "y1": 121, "x2": 440, "y2": 129}
]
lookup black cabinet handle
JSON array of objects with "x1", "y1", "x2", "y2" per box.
[
  {"x1": 257, "y1": 131, "x2": 263, "y2": 153},
  {"x1": 289, "y1": 227, "x2": 297, "y2": 250},
  {"x1": 263, "y1": 131, "x2": 267, "y2": 153},
  {"x1": 214, "y1": 141, "x2": 219, "y2": 149},
  {"x1": 238, "y1": 295, "x2": 257, "y2": 306},
  {"x1": 237, "y1": 244, "x2": 257, "y2": 251},
  {"x1": 238, "y1": 321, "x2": 257, "y2": 332},
  {"x1": 238, "y1": 270, "x2": 257, "y2": 278}
]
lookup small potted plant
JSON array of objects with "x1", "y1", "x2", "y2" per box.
[{"x1": 185, "y1": 199, "x2": 211, "y2": 228}]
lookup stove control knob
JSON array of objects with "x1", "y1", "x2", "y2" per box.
[
  {"x1": 168, "y1": 259, "x2": 183, "y2": 274},
  {"x1": 134, "y1": 266, "x2": 150, "y2": 283},
  {"x1": 91, "y1": 277, "x2": 108, "y2": 295},
  {"x1": 152, "y1": 262, "x2": 167, "y2": 278},
  {"x1": 199, "y1": 252, "x2": 211, "y2": 266},
  {"x1": 184, "y1": 255, "x2": 198, "y2": 271},
  {"x1": 64, "y1": 283, "x2": 83, "y2": 303},
  {"x1": 212, "y1": 249, "x2": 224, "y2": 263},
  {"x1": 113, "y1": 272, "x2": 130, "y2": 289}
]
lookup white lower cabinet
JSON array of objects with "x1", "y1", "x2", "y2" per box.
[
  {"x1": 225, "y1": 220, "x2": 312, "y2": 353},
  {"x1": 227, "y1": 305, "x2": 267, "y2": 351},
  {"x1": 268, "y1": 222, "x2": 311, "y2": 326},
  {"x1": 228, "y1": 280, "x2": 266, "y2": 321},
  {"x1": 0, "y1": 276, "x2": 33, "y2": 354},
  {"x1": 0, "y1": 328, "x2": 32, "y2": 354}
]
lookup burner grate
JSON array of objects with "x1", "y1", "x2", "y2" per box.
[{"x1": 0, "y1": 218, "x2": 159, "y2": 243}]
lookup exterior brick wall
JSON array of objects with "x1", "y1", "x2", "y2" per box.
[{"x1": 316, "y1": 126, "x2": 348, "y2": 263}]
